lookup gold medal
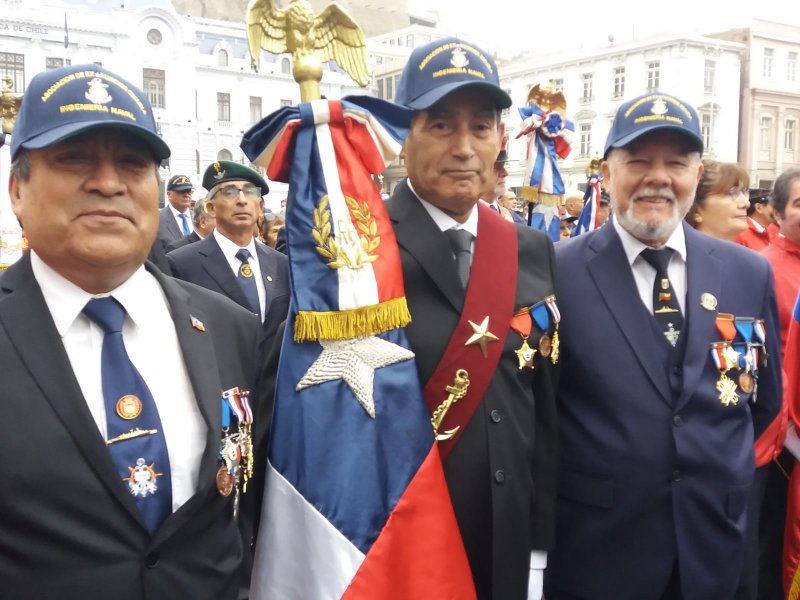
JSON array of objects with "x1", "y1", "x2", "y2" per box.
[
  {"x1": 716, "y1": 372, "x2": 739, "y2": 406},
  {"x1": 116, "y1": 395, "x2": 142, "y2": 420},
  {"x1": 216, "y1": 465, "x2": 234, "y2": 497},
  {"x1": 550, "y1": 329, "x2": 560, "y2": 364},
  {"x1": 738, "y1": 372, "x2": 754, "y2": 394},
  {"x1": 515, "y1": 339, "x2": 536, "y2": 370},
  {"x1": 538, "y1": 334, "x2": 551, "y2": 358}
]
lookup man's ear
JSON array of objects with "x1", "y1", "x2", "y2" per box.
[{"x1": 9, "y1": 172, "x2": 23, "y2": 222}]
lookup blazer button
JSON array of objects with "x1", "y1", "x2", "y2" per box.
[
  {"x1": 490, "y1": 409, "x2": 502, "y2": 423},
  {"x1": 145, "y1": 552, "x2": 159, "y2": 568},
  {"x1": 494, "y1": 469, "x2": 505, "y2": 484},
  {"x1": 672, "y1": 470, "x2": 682, "y2": 483},
  {"x1": 672, "y1": 414, "x2": 683, "y2": 427}
]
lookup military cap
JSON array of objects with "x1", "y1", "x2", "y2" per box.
[
  {"x1": 604, "y1": 92, "x2": 703, "y2": 158},
  {"x1": 395, "y1": 37, "x2": 512, "y2": 111},
  {"x1": 11, "y1": 63, "x2": 170, "y2": 161},
  {"x1": 167, "y1": 175, "x2": 193, "y2": 192},
  {"x1": 203, "y1": 160, "x2": 269, "y2": 196}
]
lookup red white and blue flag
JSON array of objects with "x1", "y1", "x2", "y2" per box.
[
  {"x1": 241, "y1": 98, "x2": 476, "y2": 599},
  {"x1": 572, "y1": 173, "x2": 603, "y2": 237}
]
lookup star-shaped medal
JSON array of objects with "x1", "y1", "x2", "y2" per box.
[
  {"x1": 465, "y1": 316, "x2": 499, "y2": 358},
  {"x1": 722, "y1": 344, "x2": 741, "y2": 367},
  {"x1": 716, "y1": 372, "x2": 739, "y2": 406},
  {"x1": 296, "y1": 336, "x2": 415, "y2": 418},
  {"x1": 514, "y1": 339, "x2": 536, "y2": 370}
]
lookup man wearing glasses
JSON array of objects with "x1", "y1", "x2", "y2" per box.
[{"x1": 167, "y1": 160, "x2": 290, "y2": 353}]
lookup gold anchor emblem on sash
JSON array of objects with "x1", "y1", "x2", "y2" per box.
[{"x1": 431, "y1": 369, "x2": 470, "y2": 441}]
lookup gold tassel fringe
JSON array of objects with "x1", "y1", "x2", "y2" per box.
[
  {"x1": 294, "y1": 296, "x2": 412, "y2": 342},
  {"x1": 520, "y1": 186, "x2": 562, "y2": 207}
]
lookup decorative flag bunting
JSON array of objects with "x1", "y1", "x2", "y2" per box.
[{"x1": 241, "y1": 96, "x2": 476, "y2": 600}]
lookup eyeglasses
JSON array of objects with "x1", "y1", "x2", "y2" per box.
[
  {"x1": 726, "y1": 187, "x2": 747, "y2": 198},
  {"x1": 215, "y1": 185, "x2": 261, "y2": 200}
]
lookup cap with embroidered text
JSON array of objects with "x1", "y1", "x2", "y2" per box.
[
  {"x1": 10, "y1": 64, "x2": 170, "y2": 161},
  {"x1": 604, "y1": 92, "x2": 703, "y2": 158},
  {"x1": 167, "y1": 175, "x2": 194, "y2": 192},
  {"x1": 395, "y1": 37, "x2": 512, "y2": 111}
]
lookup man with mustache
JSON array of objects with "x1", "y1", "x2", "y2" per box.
[{"x1": 545, "y1": 93, "x2": 783, "y2": 600}]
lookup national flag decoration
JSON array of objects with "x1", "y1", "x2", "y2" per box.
[
  {"x1": 783, "y1": 295, "x2": 800, "y2": 598},
  {"x1": 241, "y1": 97, "x2": 476, "y2": 599},
  {"x1": 572, "y1": 170, "x2": 603, "y2": 237}
]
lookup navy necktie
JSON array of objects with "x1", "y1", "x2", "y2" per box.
[
  {"x1": 83, "y1": 297, "x2": 172, "y2": 534},
  {"x1": 640, "y1": 247, "x2": 684, "y2": 347},
  {"x1": 444, "y1": 229, "x2": 473, "y2": 289},
  {"x1": 179, "y1": 212, "x2": 191, "y2": 236},
  {"x1": 235, "y1": 248, "x2": 261, "y2": 320}
]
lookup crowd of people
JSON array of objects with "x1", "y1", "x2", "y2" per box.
[{"x1": 0, "y1": 34, "x2": 799, "y2": 600}]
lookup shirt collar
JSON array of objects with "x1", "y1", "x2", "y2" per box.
[
  {"x1": 213, "y1": 229, "x2": 258, "y2": 259},
  {"x1": 613, "y1": 218, "x2": 687, "y2": 267},
  {"x1": 748, "y1": 216, "x2": 766, "y2": 233},
  {"x1": 168, "y1": 203, "x2": 188, "y2": 218},
  {"x1": 407, "y1": 179, "x2": 479, "y2": 237},
  {"x1": 31, "y1": 251, "x2": 155, "y2": 336}
]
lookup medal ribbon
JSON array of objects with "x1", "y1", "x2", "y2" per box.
[
  {"x1": 715, "y1": 313, "x2": 736, "y2": 342},
  {"x1": 223, "y1": 388, "x2": 246, "y2": 424},
  {"x1": 530, "y1": 302, "x2": 550, "y2": 332},
  {"x1": 753, "y1": 319, "x2": 766, "y2": 344},
  {"x1": 544, "y1": 295, "x2": 561, "y2": 325},
  {"x1": 510, "y1": 307, "x2": 533, "y2": 339},
  {"x1": 710, "y1": 342, "x2": 732, "y2": 371}
]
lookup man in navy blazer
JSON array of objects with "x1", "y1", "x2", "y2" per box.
[
  {"x1": 545, "y1": 93, "x2": 782, "y2": 600},
  {"x1": 167, "y1": 161, "x2": 289, "y2": 352}
]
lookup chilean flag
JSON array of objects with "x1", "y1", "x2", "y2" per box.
[
  {"x1": 242, "y1": 98, "x2": 476, "y2": 599},
  {"x1": 572, "y1": 173, "x2": 603, "y2": 237}
]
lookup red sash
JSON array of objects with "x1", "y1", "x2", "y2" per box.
[{"x1": 424, "y1": 203, "x2": 518, "y2": 459}]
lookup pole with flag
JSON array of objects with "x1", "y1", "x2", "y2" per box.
[
  {"x1": 64, "y1": 13, "x2": 69, "y2": 49},
  {"x1": 242, "y1": 1, "x2": 476, "y2": 597},
  {"x1": 571, "y1": 156, "x2": 603, "y2": 237}
]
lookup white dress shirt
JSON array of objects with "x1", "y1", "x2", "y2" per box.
[
  {"x1": 168, "y1": 203, "x2": 191, "y2": 235},
  {"x1": 213, "y1": 229, "x2": 266, "y2": 322},
  {"x1": 613, "y1": 218, "x2": 688, "y2": 315},
  {"x1": 31, "y1": 252, "x2": 207, "y2": 512}
]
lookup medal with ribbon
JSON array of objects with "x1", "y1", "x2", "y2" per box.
[
  {"x1": 544, "y1": 295, "x2": 561, "y2": 364},
  {"x1": 219, "y1": 387, "x2": 254, "y2": 515},
  {"x1": 734, "y1": 317, "x2": 756, "y2": 398},
  {"x1": 712, "y1": 313, "x2": 740, "y2": 406},
  {"x1": 510, "y1": 306, "x2": 536, "y2": 370},
  {"x1": 753, "y1": 318, "x2": 768, "y2": 368}
]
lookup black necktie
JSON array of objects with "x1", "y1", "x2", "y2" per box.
[
  {"x1": 444, "y1": 229, "x2": 473, "y2": 289},
  {"x1": 83, "y1": 297, "x2": 172, "y2": 534},
  {"x1": 235, "y1": 248, "x2": 261, "y2": 320},
  {"x1": 640, "y1": 247, "x2": 683, "y2": 346}
]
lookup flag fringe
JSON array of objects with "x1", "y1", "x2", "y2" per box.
[
  {"x1": 294, "y1": 297, "x2": 411, "y2": 342},
  {"x1": 520, "y1": 187, "x2": 561, "y2": 206},
  {"x1": 790, "y1": 565, "x2": 800, "y2": 600}
]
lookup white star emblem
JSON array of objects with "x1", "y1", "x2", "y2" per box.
[{"x1": 296, "y1": 336, "x2": 415, "y2": 418}]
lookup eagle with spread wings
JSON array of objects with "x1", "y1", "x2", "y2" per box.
[
  {"x1": 0, "y1": 77, "x2": 22, "y2": 135},
  {"x1": 246, "y1": 0, "x2": 369, "y2": 88}
]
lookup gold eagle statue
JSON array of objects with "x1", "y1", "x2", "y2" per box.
[
  {"x1": 246, "y1": 0, "x2": 369, "y2": 100},
  {"x1": 526, "y1": 81, "x2": 567, "y2": 117},
  {"x1": 0, "y1": 77, "x2": 22, "y2": 135}
]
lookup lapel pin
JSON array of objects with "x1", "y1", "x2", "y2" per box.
[
  {"x1": 700, "y1": 293, "x2": 717, "y2": 312},
  {"x1": 190, "y1": 315, "x2": 206, "y2": 332},
  {"x1": 267, "y1": 275, "x2": 273, "y2": 282}
]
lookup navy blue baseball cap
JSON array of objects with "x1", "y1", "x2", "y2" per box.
[
  {"x1": 604, "y1": 92, "x2": 703, "y2": 158},
  {"x1": 11, "y1": 64, "x2": 170, "y2": 161},
  {"x1": 395, "y1": 37, "x2": 511, "y2": 111}
]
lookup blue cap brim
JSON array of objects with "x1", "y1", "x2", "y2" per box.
[
  {"x1": 604, "y1": 123, "x2": 703, "y2": 158},
  {"x1": 405, "y1": 80, "x2": 512, "y2": 111},
  {"x1": 18, "y1": 121, "x2": 171, "y2": 161}
]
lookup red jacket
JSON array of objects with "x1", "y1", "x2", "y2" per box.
[{"x1": 736, "y1": 217, "x2": 777, "y2": 252}]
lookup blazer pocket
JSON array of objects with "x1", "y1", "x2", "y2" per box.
[
  {"x1": 726, "y1": 483, "x2": 751, "y2": 518},
  {"x1": 558, "y1": 469, "x2": 614, "y2": 509}
]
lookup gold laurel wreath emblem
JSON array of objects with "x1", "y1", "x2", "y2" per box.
[{"x1": 312, "y1": 195, "x2": 380, "y2": 270}]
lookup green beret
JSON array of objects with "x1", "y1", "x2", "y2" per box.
[{"x1": 202, "y1": 160, "x2": 269, "y2": 196}]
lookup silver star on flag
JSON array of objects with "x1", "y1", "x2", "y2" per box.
[{"x1": 296, "y1": 336, "x2": 415, "y2": 418}]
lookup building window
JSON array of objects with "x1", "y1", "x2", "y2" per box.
[
  {"x1": 581, "y1": 73, "x2": 593, "y2": 101},
  {"x1": 613, "y1": 67, "x2": 625, "y2": 97},
  {"x1": 763, "y1": 48, "x2": 774, "y2": 77},
  {"x1": 217, "y1": 149, "x2": 233, "y2": 161},
  {"x1": 281, "y1": 58, "x2": 291, "y2": 75},
  {"x1": 218, "y1": 49, "x2": 228, "y2": 67},
  {"x1": 785, "y1": 120, "x2": 795, "y2": 151},
  {"x1": 280, "y1": 99, "x2": 292, "y2": 108},
  {"x1": 385, "y1": 76, "x2": 393, "y2": 100},
  {"x1": 195, "y1": 150, "x2": 201, "y2": 175},
  {"x1": 249, "y1": 96, "x2": 262, "y2": 124},
  {"x1": 701, "y1": 112, "x2": 713, "y2": 151},
  {"x1": 45, "y1": 57, "x2": 70, "y2": 71},
  {"x1": 579, "y1": 123, "x2": 592, "y2": 157},
  {"x1": 377, "y1": 78, "x2": 384, "y2": 98},
  {"x1": 143, "y1": 68, "x2": 165, "y2": 109},
  {"x1": 406, "y1": 34, "x2": 413, "y2": 47},
  {"x1": 704, "y1": 60, "x2": 715, "y2": 93},
  {"x1": 217, "y1": 92, "x2": 231, "y2": 122},
  {"x1": 0, "y1": 52, "x2": 24, "y2": 92},
  {"x1": 789, "y1": 52, "x2": 797, "y2": 82},
  {"x1": 552, "y1": 78, "x2": 564, "y2": 92},
  {"x1": 760, "y1": 116, "x2": 773, "y2": 152},
  {"x1": 647, "y1": 61, "x2": 660, "y2": 91}
]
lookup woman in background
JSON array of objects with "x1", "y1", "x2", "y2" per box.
[{"x1": 685, "y1": 159, "x2": 750, "y2": 241}]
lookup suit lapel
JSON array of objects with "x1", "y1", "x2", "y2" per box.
[
  {"x1": 388, "y1": 181, "x2": 465, "y2": 313},
  {"x1": 162, "y1": 206, "x2": 182, "y2": 239},
  {"x1": 257, "y1": 244, "x2": 279, "y2": 315},
  {"x1": 586, "y1": 225, "x2": 672, "y2": 404},
  {"x1": 0, "y1": 256, "x2": 147, "y2": 528},
  {"x1": 199, "y1": 236, "x2": 251, "y2": 309},
  {"x1": 677, "y1": 226, "x2": 722, "y2": 408}
]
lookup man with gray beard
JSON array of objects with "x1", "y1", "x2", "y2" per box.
[{"x1": 545, "y1": 93, "x2": 783, "y2": 600}]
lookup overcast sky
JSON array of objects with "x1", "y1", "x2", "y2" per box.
[{"x1": 408, "y1": 0, "x2": 799, "y2": 57}]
